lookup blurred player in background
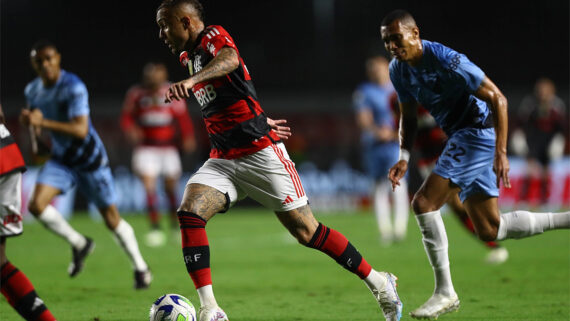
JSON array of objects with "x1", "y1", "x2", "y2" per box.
[
  {"x1": 382, "y1": 10, "x2": 570, "y2": 319},
  {"x1": 413, "y1": 106, "x2": 508, "y2": 264},
  {"x1": 353, "y1": 55, "x2": 409, "y2": 245},
  {"x1": 121, "y1": 62, "x2": 197, "y2": 247},
  {"x1": 512, "y1": 77, "x2": 567, "y2": 205},
  {"x1": 19, "y1": 40, "x2": 152, "y2": 289},
  {"x1": 156, "y1": 1, "x2": 402, "y2": 320},
  {"x1": 1, "y1": 104, "x2": 56, "y2": 321}
]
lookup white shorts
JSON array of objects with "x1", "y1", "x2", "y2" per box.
[
  {"x1": 188, "y1": 143, "x2": 308, "y2": 212},
  {"x1": 0, "y1": 172, "x2": 23, "y2": 237},
  {"x1": 132, "y1": 146, "x2": 182, "y2": 178}
]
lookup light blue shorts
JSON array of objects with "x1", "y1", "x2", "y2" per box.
[
  {"x1": 433, "y1": 127, "x2": 499, "y2": 202},
  {"x1": 36, "y1": 159, "x2": 117, "y2": 209}
]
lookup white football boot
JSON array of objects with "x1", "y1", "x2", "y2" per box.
[
  {"x1": 199, "y1": 305, "x2": 229, "y2": 321},
  {"x1": 410, "y1": 293, "x2": 459, "y2": 319},
  {"x1": 367, "y1": 271, "x2": 403, "y2": 321},
  {"x1": 485, "y1": 247, "x2": 509, "y2": 265}
]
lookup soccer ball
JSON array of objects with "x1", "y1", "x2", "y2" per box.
[{"x1": 149, "y1": 293, "x2": 196, "y2": 321}]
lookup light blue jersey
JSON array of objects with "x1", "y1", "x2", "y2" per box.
[
  {"x1": 389, "y1": 40, "x2": 499, "y2": 201},
  {"x1": 390, "y1": 40, "x2": 491, "y2": 136},
  {"x1": 24, "y1": 70, "x2": 108, "y2": 171},
  {"x1": 352, "y1": 82, "x2": 399, "y2": 179},
  {"x1": 24, "y1": 70, "x2": 116, "y2": 208}
]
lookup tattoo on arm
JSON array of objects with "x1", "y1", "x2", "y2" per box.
[{"x1": 191, "y1": 48, "x2": 239, "y2": 84}]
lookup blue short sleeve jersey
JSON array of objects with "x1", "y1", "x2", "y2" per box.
[
  {"x1": 352, "y1": 82, "x2": 397, "y2": 146},
  {"x1": 389, "y1": 40, "x2": 490, "y2": 136},
  {"x1": 352, "y1": 82, "x2": 399, "y2": 179},
  {"x1": 24, "y1": 70, "x2": 108, "y2": 171}
]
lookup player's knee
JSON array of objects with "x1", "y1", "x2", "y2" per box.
[
  {"x1": 477, "y1": 227, "x2": 499, "y2": 242},
  {"x1": 27, "y1": 199, "x2": 45, "y2": 216},
  {"x1": 411, "y1": 194, "x2": 436, "y2": 214}
]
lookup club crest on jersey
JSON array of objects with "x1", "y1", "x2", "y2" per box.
[{"x1": 193, "y1": 55, "x2": 203, "y2": 73}]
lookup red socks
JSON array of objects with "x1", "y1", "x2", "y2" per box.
[
  {"x1": 178, "y1": 211, "x2": 212, "y2": 288},
  {"x1": 308, "y1": 223, "x2": 372, "y2": 279},
  {"x1": 1, "y1": 262, "x2": 55, "y2": 321}
]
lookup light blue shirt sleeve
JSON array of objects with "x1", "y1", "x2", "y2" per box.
[
  {"x1": 389, "y1": 63, "x2": 414, "y2": 103},
  {"x1": 352, "y1": 87, "x2": 370, "y2": 112},
  {"x1": 440, "y1": 47, "x2": 485, "y2": 93},
  {"x1": 66, "y1": 81, "x2": 90, "y2": 119}
]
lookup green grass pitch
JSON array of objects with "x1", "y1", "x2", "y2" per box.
[{"x1": 1, "y1": 207, "x2": 568, "y2": 320}]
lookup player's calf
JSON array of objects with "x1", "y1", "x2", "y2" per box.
[{"x1": 1, "y1": 261, "x2": 56, "y2": 321}]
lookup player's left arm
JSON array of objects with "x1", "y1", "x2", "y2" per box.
[
  {"x1": 474, "y1": 76, "x2": 511, "y2": 188},
  {"x1": 166, "y1": 47, "x2": 239, "y2": 102},
  {"x1": 21, "y1": 109, "x2": 89, "y2": 139}
]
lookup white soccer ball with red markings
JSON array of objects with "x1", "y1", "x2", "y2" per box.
[{"x1": 149, "y1": 293, "x2": 196, "y2": 321}]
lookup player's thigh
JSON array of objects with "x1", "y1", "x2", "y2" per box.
[
  {"x1": 76, "y1": 166, "x2": 117, "y2": 209},
  {"x1": 182, "y1": 158, "x2": 241, "y2": 220},
  {"x1": 0, "y1": 237, "x2": 6, "y2": 266},
  {"x1": 413, "y1": 172, "x2": 460, "y2": 214},
  {"x1": 236, "y1": 143, "x2": 308, "y2": 212},
  {"x1": 158, "y1": 147, "x2": 182, "y2": 178},
  {"x1": 178, "y1": 183, "x2": 228, "y2": 221},
  {"x1": 132, "y1": 146, "x2": 161, "y2": 178},
  {"x1": 275, "y1": 204, "x2": 319, "y2": 244},
  {"x1": 32, "y1": 160, "x2": 73, "y2": 211},
  {"x1": 463, "y1": 194, "x2": 500, "y2": 239}
]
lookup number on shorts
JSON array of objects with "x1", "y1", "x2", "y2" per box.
[{"x1": 444, "y1": 142, "x2": 466, "y2": 162}]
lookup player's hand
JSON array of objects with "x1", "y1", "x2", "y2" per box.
[
  {"x1": 493, "y1": 151, "x2": 511, "y2": 189},
  {"x1": 125, "y1": 126, "x2": 143, "y2": 145},
  {"x1": 267, "y1": 118, "x2": 291, "y2": 140},
  {"x1": 19, "y1": 108, "x2": 43, "y2": 126},
  {"x1": 166, "y1": 78, "x2": 194, "y2": 103},
  {"x1": 388, "y1": 160, "x2": 408, "y2": 191},
  {"x1": 182, "y1": 137, "x2": 197, "y2": 153}
]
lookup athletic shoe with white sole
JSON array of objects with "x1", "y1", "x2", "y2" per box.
[
  {"x1": 485, "y1": 247, "x2": 509, "y2": 265},
  {"x1": 367, "y1": 271, "x2": 403, "y2": 321},
  {"x1": 134, "y1": 269, "x2": 152, "y2": 290},
  {"x1": 199, "y1": 305, "x2": 229, "y2": 321},
  {"x1": 410, "y1": 293, "x2": 459, "y2": 319}
]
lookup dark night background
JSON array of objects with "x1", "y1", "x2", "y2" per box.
[{"x1": 1, "y1": 0, "x2": 569, "y2": 170}]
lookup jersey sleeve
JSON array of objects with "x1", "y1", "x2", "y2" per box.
[
  {"x1": 352, "y1": 87, "x2": 370, "y2": 112},
  {"x1": 66, "y1": 81, "x2": 90, "y2": 118},
  {"x1": 389, "y1": 63, "x2": 415, "y2": 103},
  {"x1": 439, "y1": 45, "x2": 485, "y2": 93},
  {"x1": 200, "y1": 25, "x2": 238, "y2": 57}
]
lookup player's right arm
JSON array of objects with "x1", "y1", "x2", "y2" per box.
[
  {"x1": 388, "y1": 100, "x2": 418, "y2": 190},
  {"x1": 166, "y1": 47, "x2": 239, "y2": 102},
  {"x1": 20, "y1": 109, "x2": 89, "y2": 139}
]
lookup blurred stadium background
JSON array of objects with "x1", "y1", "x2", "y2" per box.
[{"x1": 1, "y1": 0, "x2": 569, "y2": 217}]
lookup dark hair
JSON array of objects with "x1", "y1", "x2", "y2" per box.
[
  {"x1": 31, "y1": 39, "x2": 58, "y2": 53},
  {"x1": 158, "y1": 0, "x2": 205, "y2": 21},
  {"x1": 381, "y1": 9, "x2": 416, "y2": 27}
]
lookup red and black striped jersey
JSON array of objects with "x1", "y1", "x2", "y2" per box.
[
  {"x1": 180, "y1": 25, "x2": 279, "y2": 159},
  {"x1": 0, "y1": 124, "x2": 26, "y2": 176}
]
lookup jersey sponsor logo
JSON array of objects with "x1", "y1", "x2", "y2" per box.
[
  {"x1": 193, "y1": 84, "x2": 217, "y2": 107},
  {"x1": 448, "y1": 54, "x2": 461, "y2": 71}
]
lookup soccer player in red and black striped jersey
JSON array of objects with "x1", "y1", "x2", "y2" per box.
[
  {"x1": 0, "y1": 104, "x2": 56, "y2": 321},
  {"x1": 156, "y1": 1, "x2": 402, "y2": 320}
]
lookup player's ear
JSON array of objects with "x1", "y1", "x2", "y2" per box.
[
  {"x1": 411, "y1": 27, "x2": 420, "y2": 39},
  {"x1": 181, "y1": 16, "x2": 191, "y2": 29}
]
